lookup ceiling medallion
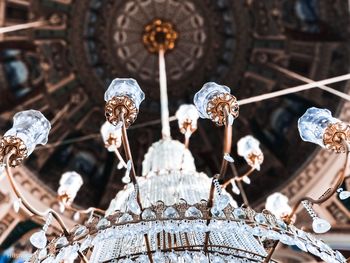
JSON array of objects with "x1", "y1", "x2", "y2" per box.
[{"x1": 142, "y1": 19, "x2": 178, "y2": 53}]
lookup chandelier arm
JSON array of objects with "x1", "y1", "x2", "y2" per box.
[
  {"x1": 64, "y1": 205, "x2": 105, "y2": 217},
  {"x1": 4, "y1": 150, "x2": 70, "y2": 236},
  {"x1": 120, "y1": 113, "x2": 143, "y2": 208},
  {"x1": 263, "y1": 240, "x2": 279, "y2": 263},
  {"x1": 228, "y1": 163, "x2": 251, "y2": 206},
  {"x1": 222, "y1": 167, "x2": 255, "y2": 188},
  {"x1": 218, "y1": 108, "x2": 233, "y2": 180},
  {"x1": 144, "y1": 234, "x2": 154, "y2": 263},
  {"x1": 183, "y1": 126, "x2": 193, "y2": 149},
  {"x1": 119, "y1": 113, "x2": 153, "y2": 262},
  {"x1": 207, "y1": 175, "x2": 219, "y2": 208},
  {"x1": 236, "y1": 180, "x2": 250, "y2": 207},
  {"x1": 77, "y1": 251, "x2": 89, "y2": 263},
  {"x1": 203, "y1": 175, "x2": 220, "y2": 255},
  {"x1": 184, "y1": 135, "x2": 190, "y2": 149},
  {"x1": 286, "y1": 143, "x2": 349, "y2": 222}
]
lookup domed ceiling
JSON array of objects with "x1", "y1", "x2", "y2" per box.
[{"x1": 0, "y1": 0, "x2": 349, "y2": 210}]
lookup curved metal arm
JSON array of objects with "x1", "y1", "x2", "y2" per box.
[
  {"x1": 218, "y1": 108, "x2": 233, "y2": 180},
  {"x1": 184, "y1": 126, "x2": 192, "y2": 149},
  {"x1": 221, "y1": 167, "x2": 255, "y2": 189},
  {"x1": 4, "y1": 150, "x2": 70, "y2": 235},
  {"x1": 64, "y1": 204, "x2": 105, "y2": 217},
  {"x1": 285, "y1": 144, "x2": 349, "y2": 222},
  {"x1": 120, "y1": 113, "x2": 143, "y2": 209}
]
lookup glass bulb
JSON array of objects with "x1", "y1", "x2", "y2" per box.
[
  {"x1": 237, "y1": 135, "x2": 263, "y2": 169},
  {"x1": 193, "y1": 82, "x2": 230, "y2": 119},
  {"x1": 265, "y1": 192, "x2": 292, "y2": 218},
  {"x1": 4, "y1": 110, "x2": 51, "y2": 155},
  {"x1": 58, "y1": 171, "x2": 83, "y2": 204},
  {"x1": 104, "y1": 78, "x2": 145, "y2": 110},
  {"x1": 298, "y1": 107, "x2": 339, "y2": 147},
  {"x1": 175, "y1": 104, "x2": 199, "y2": 132},
  {"x1": 100, "y1": 121, "x2": 122, "y2": 152}
]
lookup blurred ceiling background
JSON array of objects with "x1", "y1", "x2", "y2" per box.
[{"x1": 0, "y1": 0, "x2": 349, "y2": 261}]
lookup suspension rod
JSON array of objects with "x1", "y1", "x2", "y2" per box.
[{"x1": 158, "y1": 49, "x2": 171, "y2": 139}]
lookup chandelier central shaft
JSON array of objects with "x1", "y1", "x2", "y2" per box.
[{"x1": 159, "y1": 49, "x2": 171, "y2": 139}]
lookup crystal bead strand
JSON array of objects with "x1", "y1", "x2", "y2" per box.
[
  {"x1": 302, "y1": 201, "x2": 331, "y2": 234},
  {"x1": 43, "y1": 212, "x2": 53, "y2": 232},
  {"x1": 212, "y1": 178, "x2": 230, "y2": 214},
  {"x1": 213, "y1": 178, "x2": 222, "y2": 195}
]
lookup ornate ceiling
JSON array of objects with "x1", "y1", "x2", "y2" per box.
[{"x1": 0, "y1": 0, "x2": 349, "y2": 218}]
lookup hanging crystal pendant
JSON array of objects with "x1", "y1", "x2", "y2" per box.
[
  {"x1": 185, "y1": 206, "x2": 203, "y2": 218},
  {"x1": 312, "y1": 217, "x2": 331, "y2": 234},
  {"x1": 302, "y1": 201, "x2": 331, "y2": 234},
  {"x1": 122, "y1": 174, "x2": 131, "y2": 184},
  {"x1": 38, "y1": 248, "x2": 48, "y2": 260},
  {"x1": 73, "y1": 212, "x2": 80, "y2": 221},
  {"x1": 142, "y1": 208, "x2": 156, "y2": 220},
  {"x1": 214, "y1": 194, "x2": 230, "y2": 211},
  {"x1": 13, "y1": 198, "x2": 22, "y2": 213},
  {"x1": 338, "y1": 188, "x2": 350, "y2": 200},
  {"x1": 55, "y1": 236, "x2": 69, "y2": 249},
  {"x1": 117, "y1": 161, "x2": 124, "y2": 170},
  {"x1": 30, "y1": 213, "x2": 53, "y2": 249},
  {"x1": 128, "y1": 196, "x2": 141, "y2": 215},
  {"x1": 223, "y1": 153, "x2": 234, "y2": 163},
  {"x1": 59, "y1": 202, "x2": 65, "y2": 213},
  {"x1": 230, "y1": 180, "x2": 240, "y2": 195},
  {"x1": 127, "y1": 186, "x2": 141, "y2": 215},
  {"x1": 242, "y1": 176, "x2": 251, "y2": 184},
  {"x1": 122, "y1": 160, "x2": 132, "y2": 184},
  {"x1": 30, "y1": 230, "x2": 47, "y2": 249},
  {"x1": 163, "y1": 207, "x2": 179, "y2": 219},
  {"x1": 97, "y1": 218, "x2": 110, "y2": 229}
]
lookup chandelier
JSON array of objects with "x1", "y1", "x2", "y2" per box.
[{"x1": 1, "y1": 19, "x2": 350, "y2": 263}]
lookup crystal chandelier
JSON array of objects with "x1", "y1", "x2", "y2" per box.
[{"x1": 1, "y1": 20, "x2": 350, "y2": 263}]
